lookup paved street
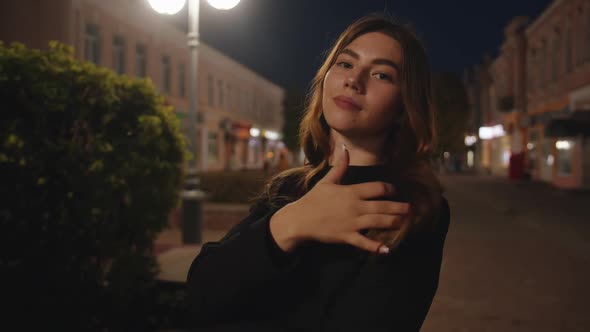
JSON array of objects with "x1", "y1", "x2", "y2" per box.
[
  {"x1": 156, "y1": 173, "x2": 590, "y2": 331},
  {"x1": 422, "y1": 174, "x2": 590, "y2": 332}
]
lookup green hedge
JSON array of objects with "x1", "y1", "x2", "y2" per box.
[{"x1": 0, "y1": 41, "x2": 186, "y2": 330}]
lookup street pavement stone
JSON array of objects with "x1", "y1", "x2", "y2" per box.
[{"x1": 421, "y1": 174, "x2": 590, "y2": 332}]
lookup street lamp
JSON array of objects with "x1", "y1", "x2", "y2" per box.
[
  {"x1": 147, "y1": 0, "x2": 240, "y2": 173},
  {"x1": 148, "y1": 0, "x2": 240, "y2": 244}
]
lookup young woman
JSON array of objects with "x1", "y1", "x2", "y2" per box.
[{"x1": 186, "y1": 13, "x2": 450, "y2": 332}]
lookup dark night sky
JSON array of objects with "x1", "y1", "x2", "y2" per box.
[{"x1": 189, "y1": 0, "x2": 553, "y2": 91}]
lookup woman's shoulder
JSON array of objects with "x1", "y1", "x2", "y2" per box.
[
  {"x1": 271, "y1": 167, "x2": 308, "y2": 196},
  {"x1": 438, "y1": 196, "x2": 450, "y2": 234},
  {"x1": 249, "y1": 167, "x2": 309, "y2": 213},
  {"x1": 409, "y1": 194, "x2": 450, "y2": 238}
]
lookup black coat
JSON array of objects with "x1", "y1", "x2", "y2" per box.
[{"x1": 185, "y1": 166, "x2": 451, "y2": 331}]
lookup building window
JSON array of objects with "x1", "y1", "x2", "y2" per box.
[
  {"x1": 207, "y1": 132, "x2": 218, "y2": 161},
  {"x1": 270, "y1": 102, "x2": 275, "y2": 123},
  {"x1": 248, "y1": 93, "x2": 252, "y2": 114},
  {"x1": 528, "y1": 49, "x2": 536, "y2": 91},
  {"x1": 540, "y1": 40, "x2": 547, "y2": 87},
  {"x1": 527, "y1": 130, "x2": 539, "y2": 177},
  {"x1": 178, "y1": 63, "x2": 186, "y2": 98},
  {"x1": 565, "y1": 21, "x2": 573, "y2": 72},
  {"x1": 208, "y1": 75, "x2": 214, "y2": 107},
  {"x1": 249, "y1": 138, "x2": 259, "y2": 165},
  {"x1": 84, "y1": 23, "x2": 100, "y2": 64},
  {"x1": 556, "y1": 140, "x2": 574, "y2": 175},
  {"x1": 161, "y1": 55, "x2": 171, "y2": 94},
  {"x1": 245, "y1": 92, "x2": 250, "y2": 114},
  {"x1": 217, "y1": 80, "x2": 224, "y2": 108},
  {"x1": 112, "y1": 35, "x2": 126, "y2": 75},
  {"x1": 577, "y1": 8, "x2": 585, "y2": 65},
  {"x1": 136, "y1": 44, "x2": 147, "y2": 77},
  {"x1": 265, "y1": 100, "x2": 270, "y2": 123},
  {"x1": 254, "y1": 95, "x2": 260, "y2": 119},
  {"x1": 541, "y1": 140, "x2": 553, "y2": 176},
  {"x1": 586, "y1": 8, "x2": 590, "y2": 61},
  {"x1": 227, "y1": 84, "x2": 232, "y2": 112},
  {"x1": 551, "y1": 30, "x2": 560, "y2": 83},
  {"x1": 240, "y1": 90, "x2": 246, "y2": 113}
]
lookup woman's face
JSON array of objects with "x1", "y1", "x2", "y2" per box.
[{"x1": 322, "y1": 31, "x2": 403, "y2": 138}]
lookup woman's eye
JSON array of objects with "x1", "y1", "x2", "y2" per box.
[
  {"x1": 336, "y1": 61, "x2": 352, "y2": 69},
  {"x1": 374, "y1": 72, "x2": 393, "y2": 81}
]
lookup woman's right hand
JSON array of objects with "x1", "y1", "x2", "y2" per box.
[{"x1": 269, "y1": 145, "x2": 410, "y2": 255}]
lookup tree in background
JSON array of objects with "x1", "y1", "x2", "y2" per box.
[
  {"x1": 281, "y1": 88, "x2": 306, "y2": 165},
  {"x1": 432, "y1": 72, "x2": 471, "y2": 155},
  {"x1": 0, "y1": 41, "x2": 186, "y2": 330}
]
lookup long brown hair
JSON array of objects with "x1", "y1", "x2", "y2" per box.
[{"x1": 255, "y1": 13, "x2": 444, "y2": 250}]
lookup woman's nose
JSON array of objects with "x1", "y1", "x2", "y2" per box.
[{"x1": 344, "y1": 75, "x2": 363, "y2": 93}]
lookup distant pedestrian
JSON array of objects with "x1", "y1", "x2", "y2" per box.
[
  {"x1": 186, "y1": 13, "x2": 450, "y2": 331},
  {"x1": 262, "y1": 158, "x2": 270, "y2": 174},
  {"x1": 275, "y1": 152, "x2": 290, "y2": 173}
]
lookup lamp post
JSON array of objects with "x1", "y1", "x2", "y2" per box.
[
  {"x1": 148, "y1": 0, "x2": 240, "y2": 243},
  {"x1": 148, "y1": 0, "x2": 240, "y2": 172}
]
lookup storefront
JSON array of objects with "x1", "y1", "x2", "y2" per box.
[
  {"x1": 526, "y1": 125, "x2": 554, "y2": 183},
  {"x1": 526, "y1": 128, "x2": 540, "y2": 179},
  {"x1": 245, "y1": 127, "x2": 284, "y2": 171},
  {"x1": 544, "y1": 115, "x2": 590, "y2": 189},
  {"x1": 539, "y1": 136, "x2": 554, "y2": 183},
  {"x1": 479, "y1": 124, "x2": 509, "y2": 176}
]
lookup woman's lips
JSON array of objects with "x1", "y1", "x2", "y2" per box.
[{"x1": 333, "y1": 96, "x2": 361, "y2": 111}]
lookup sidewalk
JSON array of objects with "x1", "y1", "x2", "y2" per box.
[
  {"x1": 441, "y1": 172, "x2": 590, "y2": 255},
  {"x1": 155, "y1": 203, "x2": 249, "y2": 283},
  {"x1": 155, "y1": 228, "x2": 230, "y2": 282}
]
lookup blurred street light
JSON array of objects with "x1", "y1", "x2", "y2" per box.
[{"x1": 207, "y1": 0, "x2": 241, "y2": 10}]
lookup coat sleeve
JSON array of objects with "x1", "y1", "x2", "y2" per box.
[{"x1": 185, "y1": 198, "x2": 300, "y2": 326}]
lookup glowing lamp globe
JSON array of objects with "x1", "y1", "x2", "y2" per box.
[
  {"x1": 207, "y1": 0, "x2": 240, "y2": 10},
  {"x1": 148, "y1": 0, "x2": 186, "y2": 14}
]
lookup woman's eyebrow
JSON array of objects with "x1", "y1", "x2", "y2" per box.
[
  {"x1": 372, "y1": 58, "x2": 400, "y2": 72},
  {"x1": 340, "y1": 48, "x2": 400, "y2": 72},
  {"x1": 340, "y1": 48, "x2": 360, "y2": 59}
]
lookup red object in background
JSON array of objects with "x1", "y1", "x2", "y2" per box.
[
  {"x1": 507, "y1": 123, "x2": 514, "y2": 134},
  {"x1": 509, "y1": 152, "x2": 525, "y2": 179}
]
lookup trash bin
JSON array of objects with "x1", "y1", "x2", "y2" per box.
[{"x1": 181, "y1": 188, "x2": 206, "y2": 244}]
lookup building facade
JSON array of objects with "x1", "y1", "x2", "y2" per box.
[
  {"x1": 467, "y1": 0, "x2": 590, "y2": 189},
  {"x1": 488, "y1": 16, "x2": 529, "y2": 179},
  {"x1": 465, "y1": 55, "x2": 511, "y2": 176},
  {"x1": 0, "y1": 0, "x2": 286, "y2": 172},
  {"x1": 463, "y1": 66, "x2": 482, "y2": 172},
  {"x1": 525, "y1": 0, "x2": 590, "y2": 189}
]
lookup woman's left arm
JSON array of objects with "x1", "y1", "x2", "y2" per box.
[
  {"x1": 326, "y1": 198, "x2": 451, "y2": 332},
  {"x1": 395, "y1": 197, "x2": 450, "y2": 331}
]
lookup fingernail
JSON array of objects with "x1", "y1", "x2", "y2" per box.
[
  {"x1": 378, "y1": 246, "x2": 389, "y2": 254},
  {"x1": 341, "y1": 143, "x2": 347, "y2": 151}
]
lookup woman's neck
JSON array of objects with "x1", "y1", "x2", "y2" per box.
[{"x1": 328, "y1": 130, "x2": 387, "y2": 166}]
